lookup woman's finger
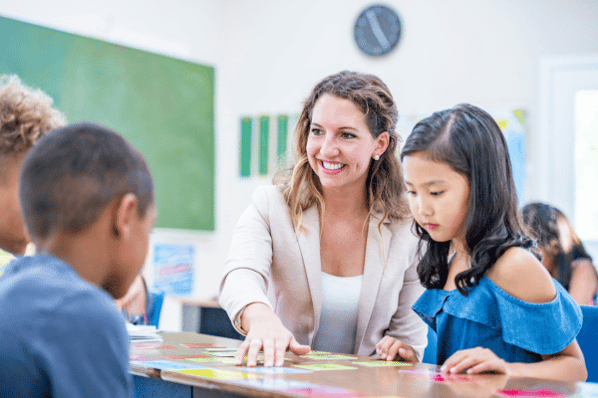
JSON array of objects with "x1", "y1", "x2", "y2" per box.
[
  {"x1": 275, "y1": 339, "x2": 289, "y2": 367},
  {"x1": 245, "y1": 338, "x2": 263, "y2": 367},
  {"x1": 235, "y1": 340, "x2": 251, "y2": 366},
  {"x1": 262, "y1": 339, "x2": 275, "y2": 367}
]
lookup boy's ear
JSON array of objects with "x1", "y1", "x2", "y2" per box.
[{"x1": 112, "y1": 193, "x2": 139, "y2": 239}]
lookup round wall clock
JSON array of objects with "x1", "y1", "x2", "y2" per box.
[{"x1": 353, "y1": 4, "x2": 402, "y2": 57}]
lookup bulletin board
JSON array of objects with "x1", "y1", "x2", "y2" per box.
[{"x1": 0, "y1": 16, "x2": 215, "y2": 231}]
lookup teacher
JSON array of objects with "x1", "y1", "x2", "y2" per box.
[{"x1": 219, "y1": 71, "x2": 427, "y2": 367}]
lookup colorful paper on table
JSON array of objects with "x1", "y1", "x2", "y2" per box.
[
  {"x1": 132, "y1": 344, "x2": 178, "y2": 350},
  {"x1": 130, "y1": 360, "x2": 206, "y2": 370},
  {"x1": 180, "y1": 343, "x2": 225, "y2": 348},
  {"x1": 232, "y1": 379, "x2": 317, "y2": 390},
  {"x1": 237, "y1": 366, "x2": 312, "y2": 374},
  {"x1": 398, "y1": 367, "x2": 442, "y2": 375},
  {"x1": 204, "y1": 347, "x2": 238, "y2": 352},
  {"x1": 305, "y1": 351, "x2": 330, "y2": 355},
  {"x1": 188, "y1": 358, "x2": 220, "y2": 363},
  {"x1": 166, "y1": 354, "x2": 211, "y2": 359},
  {"x1": 173, "y1": 368, "x2": 262, "y2": 380},
  {"x1": 353, "y1": 361, "x2": 411, "y2": 367},
  {"x1": 398, "y1": 367, "x2": 482, "y2": 383},
  {"x1": 208, "y1": 350, "x2": 239, "y2": 357},
  {"x1": 496, "y1": 389, "x2": 567, "y2": 398},
  {"x1": 129, "y1": 355, "x2": 154, "y2": 361},
  {"x1": 409, "y1": 373, "x2": 483, "y2": 383},
  {"x1": 303, "y1": 354, "x2": 356, "y2": 360},
  {"x1": 292, "y1": 363, "x2": 357, "y2": 371},
  {"x1": 280, "y1": 385, "x2": 363, "y2": 397}
]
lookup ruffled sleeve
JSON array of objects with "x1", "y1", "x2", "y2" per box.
[
  {"x1": 412, "y1": 288, "x2": 451, "y2": 332},
  {"x1": 482, "y1": 278, "x2": 582, "y2": 355},
  {"x1": 426, "y1": 277, "x2": 583, "y2": 355}
]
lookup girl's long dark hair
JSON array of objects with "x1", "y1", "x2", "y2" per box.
[{"x1": 400, "y1": 104, "x2": 535, "y2": 295}]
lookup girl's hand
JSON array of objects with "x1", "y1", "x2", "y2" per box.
[
  {"x1": 375, "y1": 335, "x2": 418, "y2": 362},
  {"x1": 114, "y1": 274, "x2": 148, "y2": 317},
  {"x1": 441, "y1": 347, "x2": 511, "y2": 375},
  {"x1": 236, "y1": 303, "x2": 310, "y2": 367}
]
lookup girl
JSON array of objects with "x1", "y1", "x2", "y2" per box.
[{"x1": 377, "y1": 103, "x2": 587, "y2": 382}]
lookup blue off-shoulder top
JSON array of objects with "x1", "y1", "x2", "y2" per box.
[{"x1": 412, "y1": 276, "x2": 582, "y2": 365}]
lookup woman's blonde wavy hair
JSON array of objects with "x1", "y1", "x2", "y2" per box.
[
  {"x1": 273, "y1": 71, "x2": 409, "y2": 233},
  {"x1": 0, "y1": 75, "x2": 66, "y2": 158}
]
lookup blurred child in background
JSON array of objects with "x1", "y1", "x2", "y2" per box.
[{"x1": 522, "y1": 202, "x2": 598, "y2": 305}]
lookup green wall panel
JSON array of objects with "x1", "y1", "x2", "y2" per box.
[{"x1": 0, "y1": 16, "x2": 215, "y2": 230}]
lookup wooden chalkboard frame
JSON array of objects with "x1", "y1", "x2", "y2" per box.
[{"x1": 0, "y1": 16, "x2": 215, "y2": 231}]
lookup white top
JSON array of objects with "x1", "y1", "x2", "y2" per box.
[{"x1": 312, "y1": 272, "x2": 363, "y2": 354}]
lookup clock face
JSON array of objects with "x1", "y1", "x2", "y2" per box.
[{"x1": 354, "y1": 4, "x2": 402, "y2": 57}]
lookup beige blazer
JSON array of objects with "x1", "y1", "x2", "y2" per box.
[{"x1": 219, "y1": 185, "x2": 428, "y2": 359}]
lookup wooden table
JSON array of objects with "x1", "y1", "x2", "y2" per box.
[{"x1": 131, "y1": 332, "x2": 597, "y2": 398}]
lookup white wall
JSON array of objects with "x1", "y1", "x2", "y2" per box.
[{"x1": 2, "y1": 0, "x2": 597, "y2": 330}]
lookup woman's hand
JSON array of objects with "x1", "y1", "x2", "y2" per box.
[
  {"x1": 375, "y1": 336, "x2": 418, "y2": 362},
  {"x1": 441, "y1": 347, "x2": 510, "y2": 375},
  {"x1": 236, "y1": 302, "x2": 310, "y2": 367}
]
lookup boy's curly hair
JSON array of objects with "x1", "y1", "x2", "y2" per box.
[{"x1": 0, "y1": 75, "x2": 66, "y2": 156}]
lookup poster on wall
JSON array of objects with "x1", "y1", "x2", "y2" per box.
[
  {"x1": 397, "y1": 107, "x2": 527, "y2": 204},
  {"x1": 152, "y1": 243, "x2": 194, "y2": 296}
]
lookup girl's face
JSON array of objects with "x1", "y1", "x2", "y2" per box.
[
  {"x1": 306, "y1": 94, "x2": 388, "y2": 192},
  {"x1": 403, "y1": 152, "x2": 470, "y2": 248}
]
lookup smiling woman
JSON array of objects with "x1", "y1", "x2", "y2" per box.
[{"x1": 219, "y1": 70, "x2": 428, "y2": 368}]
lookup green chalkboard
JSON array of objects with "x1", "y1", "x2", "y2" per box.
[{"x1": 0, "y1": 16, "x2": 215, "y2": 231}]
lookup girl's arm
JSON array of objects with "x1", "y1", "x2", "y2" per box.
[
  {"x1": 568, "y1": 258, "x2": 598, "y2": 305},
  {"x1": 443, "y1": 247, "x2": 587, "y2": 382},
  {"x1": 441, "y1": 340, "x2": 586, "y2": 382}
]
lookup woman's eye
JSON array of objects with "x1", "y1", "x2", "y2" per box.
[
  {"x1": 310, "y1": 128, "x2": 323, "y2": 135},
  {"x1": 406, "y1": 190, "x2": 416, "y2": 196},
  {"x1": 430, "y1": 191, "x2": 444, "y2": 196},
  {"x1": 340, "y1": 132, "x2": 356, "y2": 139}
]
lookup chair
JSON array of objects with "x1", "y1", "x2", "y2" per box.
[
  {"x1": 149, "y1": 291, "x2": 165, "y2": 328},
  {"x1": 422, "y1": 324, "x2": 438, "y2": 365},
  {"x1": 579, "y1": 305, "x2": 598, "y2": 382}
]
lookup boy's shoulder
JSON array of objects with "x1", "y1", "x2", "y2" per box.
[
  {"x1": 0, "y1": 254, "x2": 124, "y2": 334},
  {"x1": 0, "y1": 254, "x2": 131, "y2": 397}
]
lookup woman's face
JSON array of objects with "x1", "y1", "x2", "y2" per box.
[{"x1": 306, "y1": 94, "x2": 388, "y2": 192}]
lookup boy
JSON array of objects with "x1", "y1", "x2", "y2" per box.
[
  {"x1": 0, "y1": 75, "x2": 65, "y2": 272},
  {"x1": 0, "y1": 122, "x2": 156, "y2": 397}
]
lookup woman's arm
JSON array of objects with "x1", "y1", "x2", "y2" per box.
[
  {"x1": 235, "y1": 302, "x2": 310, "y2": 367},
  {"x1": 219, "y1": 187, "x2": 309, "y2": 367},
  {"x1": 380, "y1": 235, "x2": 427, "y2": 361},
  {"x1": 568, "y1": 259, "x2": 598, "y2": 305}
]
